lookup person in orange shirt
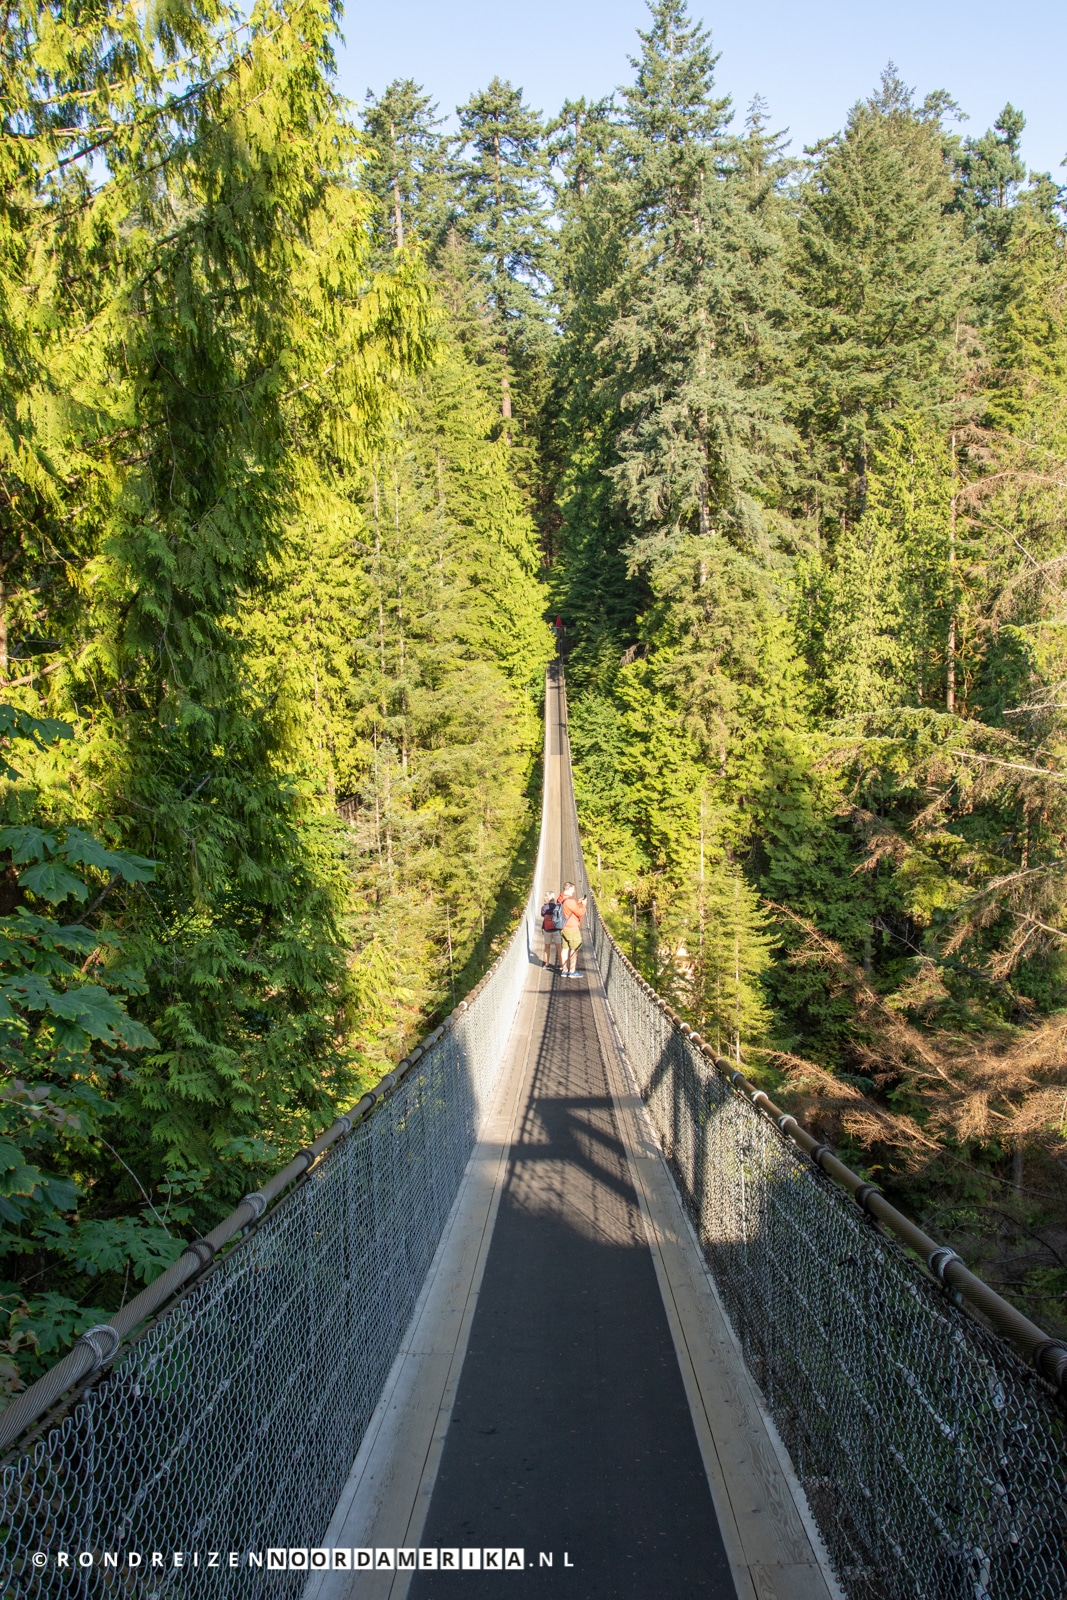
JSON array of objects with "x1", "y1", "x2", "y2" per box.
[{"x1": 557, "y1": 880, "x2": 587, "y2": 977}]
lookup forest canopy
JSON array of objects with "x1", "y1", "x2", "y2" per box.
[{"x1": 1, "y1": 0, "x2": 1065, "y2": 1394}]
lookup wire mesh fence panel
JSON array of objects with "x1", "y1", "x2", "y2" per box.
[
  {"x1": 583, "y1": 895, "x2": 1067, "y2": 1600},
  {"x1": 2, "y1": 899, "x2": 536, "y2": 1600}
]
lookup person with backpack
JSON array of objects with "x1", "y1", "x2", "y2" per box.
[
  {"x1": 540, "y1": 892, "x2": 563, "y2": 968},
  {"x1": 557, "y1": 881, "x2": 587, "y2": 977}
]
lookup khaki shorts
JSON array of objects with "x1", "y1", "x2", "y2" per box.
[
  {"x1": 542, "y1": 929, "x2": 562, "y2": 948},
  {"x1": 562, "y1": 926, "x2": 582, "y2": 951}
]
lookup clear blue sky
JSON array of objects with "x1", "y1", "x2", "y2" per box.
[{"x1": 335, "y1": 0, "x2": 1066, "y2": 180}]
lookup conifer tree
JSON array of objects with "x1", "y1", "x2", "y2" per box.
[
  {"x1": 362, "y1": 79, "x2": 453, "y2": 255},
  {"x1": 691, "y1": 857, "x2": 771, "y2": 1059},
  {"x1": 604, "y1": 0, "x2": 795, "y2": 565},
  {"x1": 822, "y1": 416, "x2": 954, "y2": 714},
  {"x1": 955, "y1": 104, "x2": 1028, "y2": 260},
  {"x1": 794, "y1": 67, "x2": 971, "y2": 536},
  {"x1": 454, "y1": 77, "x2": 551, "y2": 429},
  {"x1": 553, "y1": 0, "x2": 804, "y2": 1060},
  {"x1": 987, "y1": 193, "x2": 1067, "y2": 447},
  {"x1": 548, "y1": 118, "x2": 635, "y2": 668},
  {"x1": 547, "y1": 98, "x2": 616, "y2": 204}
]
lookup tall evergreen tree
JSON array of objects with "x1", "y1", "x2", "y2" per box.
[
  {"x1": 454, "y1": 77, "x2": 551, "y2": 429},
  {"x1": 794, "y1": 67, "x2": 971, "y2": 538},
  {"x1": 955, "y1": 104, "x2": 1028, "y2": 261},
  {"x1": 362, "y1": 79, "x2": 452, "y2": 256},
  {"x1": 822, "y1": 415, "x2": 954, "y2": 715},
  {"x1": 554, "y1": 0, "x2": 805, "y2": 1048},
  {"x1": 547, "y1": 97, "x2": 616, "y2": 204},
  {"x1": 549, "y1": 109, "x2": 635, "y2": 668},
  {"x1": 605, "y1": 0, "x2": 795, "y2": 565}
]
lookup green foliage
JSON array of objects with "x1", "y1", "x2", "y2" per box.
[
  {"x1": 454, "y1": 76, "x2": 551, "y2": 331},
  {"x1": 362, "y1": 79, "x2": 453, "y2": 255},
  {"x1": 793, "y1": 68, "x2": 971, "y2": 535},
  {"x1": 986, "y1": 197, "x2": 1067, "y2": 447},
  {"x1": 819, "y1": 415, "x2": 955, "y2": 715},
  {"x1": 0, "y1": 707, "x2": 183, "y2": 1398},
  {"x1": 553, "y1": 12, "x2": 1067, "y2": 1323},
  {"x1": 553, "y1": 2, "x2": 803, "y2": 1055},
  {"x1": 0, "y1": 0, "x2": 549, "y2": 1400},
  {"x1": 954, "y1": 104, "x2": 1028, "y2": 261},
  {"x1": 547, "y1": 98, "x2": 615, "y2": 206},
  {"x1": 246, "y1": 305, "x2": 550, "y2": 1059},
  {"x1": 453, "y1": 75, "x2": 553, "y2": 456},
  {"x1": 569, "y1": 535, "x2": 803, "y2": 1050}
]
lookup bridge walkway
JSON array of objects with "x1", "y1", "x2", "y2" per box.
[{"x1": 308, "y1": 667, "x2": 837, "y2": 1600}]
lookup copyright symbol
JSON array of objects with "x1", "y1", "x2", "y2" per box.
[{"x1": 32, "y1": 1553, "x2": 48, "y2": 1568}]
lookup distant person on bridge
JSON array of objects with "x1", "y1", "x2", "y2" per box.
[
  {"x1": 540, "y1": 893, "x2": 563, "y2": 969},
  {"x1": 558, "y1": 881, "x2": 587, "y2": 977}
]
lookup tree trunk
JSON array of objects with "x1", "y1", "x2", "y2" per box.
[
  {"x1": 947, "y1": 428, "x2": 957, "y2": 713},
  {"x1": 392, "y1": 176, "x2": 404, "y2": 250},
  {"x1": 372, "y1": 473, "x2": 387, "y2": 711},
  {"x1": 393, "y1": 466, "x2": 408, "y2": 773},
  {"x1": 390, "y1": 119, "x2": 404, "y2": 249}
]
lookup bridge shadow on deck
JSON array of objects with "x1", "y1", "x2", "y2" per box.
[{"x1": 408, "y1": 973, "x2": 734, "y2": 1599}]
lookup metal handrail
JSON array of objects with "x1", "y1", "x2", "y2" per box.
[
  {"x1": 2, "y1": 659, "x2": 556, "y2": 1466},
  {"x1": 551, "y1": 653, "x2": 1067, "y2": 1399},
  {"x1": 586, "y1": 902, "x2": 1067, "y2": 1400},
  {"x1": 0, "y1": 929, "x2": 519, "y2": 1458}
]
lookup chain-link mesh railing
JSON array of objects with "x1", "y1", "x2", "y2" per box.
[
  {"x1": 581, "y1": 889, "x2": 1067, "y2": 1600},
  {"x1": 2, "y1": 888, "x2": 540, "y2": 1600}
]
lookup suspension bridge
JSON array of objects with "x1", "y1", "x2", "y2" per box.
[{"x1": 2, "y1": 665, "x2": 1065, "y2": 1600}]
